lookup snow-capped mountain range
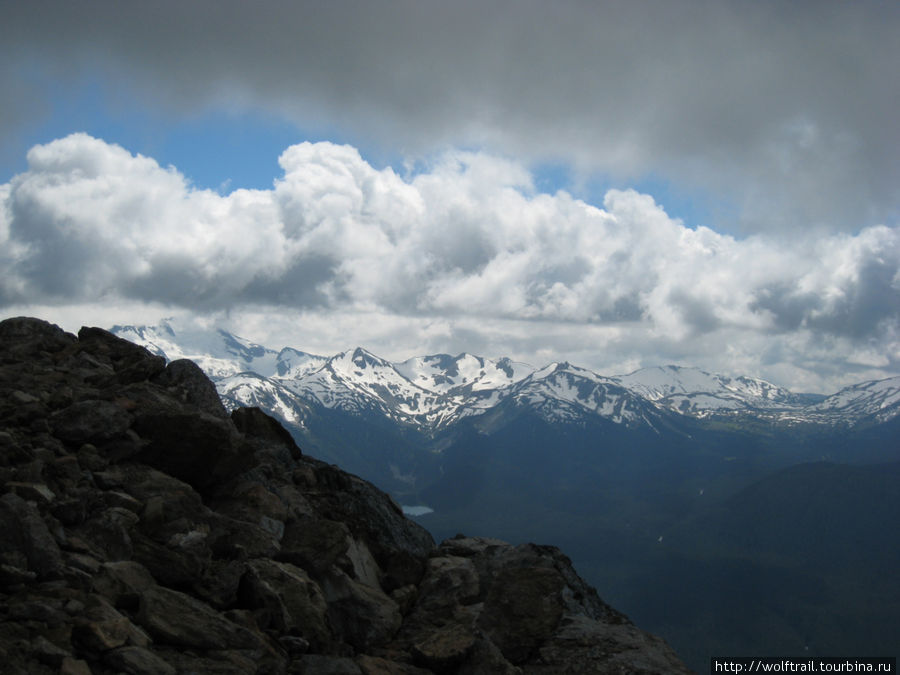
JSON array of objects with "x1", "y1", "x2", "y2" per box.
[{"x1": 111, "y1": 321, "x2": 900, "y2": 432}]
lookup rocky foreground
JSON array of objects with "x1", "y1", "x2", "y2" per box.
[{"x1": 0, "y1": 317, "x2": 690, "y2": 674}]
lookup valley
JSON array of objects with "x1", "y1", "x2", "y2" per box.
[{"x1": 112, "y1": 321, "x2": 900, "y2": 670}]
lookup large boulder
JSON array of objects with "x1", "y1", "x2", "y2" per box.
[
  {"x1": 136, "y1": 585, "x2": 260, "y2": 650},
  {"x1": 153, "y1": 358, "x2": 230, "y2": 419},
  {"x1": 76, "y1": 326, "x2": 167, "y2": 384},
  {"x1": 238, "y1": 558, "x2": 331, "y2": 648},
  {"x1": 0, "y1": 492, "x2": 63, "y2": 579},
  {"x1": 391, "y1": 536, "x2": 693, "y2": 673},
  {"x1": 0, "y1": 316, "x2": 76, "y2": 361},
  {"x1": 231, "y1": 405, "x2": 302, "y2": 456}
]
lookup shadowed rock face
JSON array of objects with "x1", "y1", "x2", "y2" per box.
[{"x1": 0, "y1": 316, "x2": 691, "y2": 674}]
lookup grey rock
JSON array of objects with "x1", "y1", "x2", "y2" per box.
[
  {"x1": 239, "y1": 558, "x2": 331, "y2": 648},
  {"x1": 11, "y1": 389, "x2": 40, "y2": 405},
  {"x1": 103, "y1": 489, "x2": 143, "y2": 512},
  {"x1": 154, "y1": 358, "x2": 230, "y2": 418},
  {"x1": 279, "y1": 634, "x2": 310, "y2": 654},
  {"x1": 92, "y1": 560, "x2": 155, "y2": 606},
  {"x1": 322, "y1": 570, "x2": 402, "y2": 652},
  {"x1": 411, "y1": 622, "x2": 477, "y2": 671},
  {"x1": 193, "y1": 558, "x2": 246, "y2": 608},
  {"x1": 131, "y1": 530, "x2": 210, "y2": 588},
  {"x1": 31, "y1": 634, "x2": 71, "y2": 666},
  {"x1": 354, "y1": 655, "x2": 434, "y2": 674},
  {"x1": 232, "y1": 405, "x2": 302, "y2": 456},
  {"x1": 0, "y1": 316, "x2": 76, "y2": 359},
  {"x1": 527, "y1": 613, "x2": 693, "y2": 673},
  {"x1": 0, "y1": 492, "x2": 63, "y2": 578},
  {"x1": 76, "y1": 325, "x2": 166, "y2": 384},
  {"x1": 4, "y1": 481, "x2": 56, "y2": 504},
  {"x1": 152, "y1": 647, "x2": 260, "y2": 674},
  {"x1": 60, "y1": 657, "x2": 93, "y2": 675},
  {"x1": 103, "y1": 645, "x2": 177, "y2": 675},
  {"x1": 77, "y1": 506, "x2": 140, "y2": 560},
  {"x1": 208, "y1": 511, "x2": 283, "y2": 559},
  {"x1": 137, "y1": 584, "x2": 261, "y2": 650},
  {"x1": 417, "y1": 555, "x2": 481, "y2": 611},
  {"x1": 280, "y1": 514, "x2": 352, "y2": 573},
  {"x1": 7, "y1": 598, "x2": 69, "y2": 625},
  {"x1": 131, "y1": 405, "x2": 245, "y2": 490},
  {"x1": 478, "y1": 565, "x2": 566, "y2": 664},
  {"x1": 303, "y1": 464, "x2": 433, "y2": 582},
  {"x1": 72, "y1": 594, "x2": 149, "y2": 653},
  {"x1": 296, "y1": 654, "x2": 363, "y2": 674},
  {"x1": 65, "y1": 552, "x2": 102, "y2": 575},
  {"x1": 50, "y1": 399, "x2": 131, "y2": 444},
  {"x1": 47, "y1": 454, "x2": 83, "y2": 486},
  {"x1": 0, "y1": 562, "x2": 37, "y2": 584},
  {"x1": 259, "y1": 514, "x2": 286, "y2": 540}
]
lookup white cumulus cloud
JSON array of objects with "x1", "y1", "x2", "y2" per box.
[{"x1": 2, "y1": 134, "x2": 898, "y2": 392}]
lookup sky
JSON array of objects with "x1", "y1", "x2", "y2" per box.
[{"x1": 1, "y1": 1, "x2": 899, "y2": 393}]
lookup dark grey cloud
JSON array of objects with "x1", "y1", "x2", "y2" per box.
[
  {"x1": 808, "y1": 255, "x2": 900, "y2": 338},
  {"x1": 750, "y1": 239, "x2": 900, "y2": 339},
  {"x1": 750, "y1": 283, "x2": 817, "y2": 333},
  {"x1": 667, "y1": 289, "x2": 722, "y2": 336},
  {"x1": 242, "y1": 256, "x2": 342, "y2": 310},
  {"x1": 3, "y1": 0, "x2": 898, "y2": 233}
]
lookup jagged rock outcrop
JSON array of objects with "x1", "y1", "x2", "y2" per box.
[{"x1": 0, "y1": 317, "x2": 691, "y2": 674}]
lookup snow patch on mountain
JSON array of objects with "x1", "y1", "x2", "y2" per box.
[
  {"x1": 218, "y1": 372, "x2": 312, "y2": 428},
  {"x1": 510, "y1": 363, "x2": 648, "y2": 425},
  {"x1": 112, "y1": 322, "x2": 900, "y2": 431},
  {"x1": 616, "y1": 365, "x2": 799, "y2": 417},
  {"x1": 111, "y1": 320, "x2": 283, "y2": 379},
  {"x1": 276, "y1": 348, "x2": 329, "y2": 379},
  {"x1": 395, "y1": 353, "x2": 533, "y2": 394},
  {"x1": 808, "y1": 376, "x2": 900, "y2": 424}
]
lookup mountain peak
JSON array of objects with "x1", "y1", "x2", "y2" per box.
[
  {"x1": 216, "y1": 328, "x2": 272, "y2": 361},
  {"x1": 812, "y1": 375, "x2": 900, "y2": 423},
  {"x1": 615, "y1": 364, "x2": 799, "y2": 416},
  {"x1": 335, "y1": 346, "x2": 390, "y2": 370},
  {"x1": 110, "y1": 322, "x2": 900, "y2": 428}
]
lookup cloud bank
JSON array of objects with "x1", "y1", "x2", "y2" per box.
[
  {"x1": 3, "y1": 1, "x2": 899, "y2": 234},
  {"x1": 2, "y1": 134, "x2": 898, "y2": 392}
]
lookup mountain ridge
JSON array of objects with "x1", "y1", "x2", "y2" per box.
[{"x1": 111, "y1": 321, "x2": 900, "y2": 432}]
